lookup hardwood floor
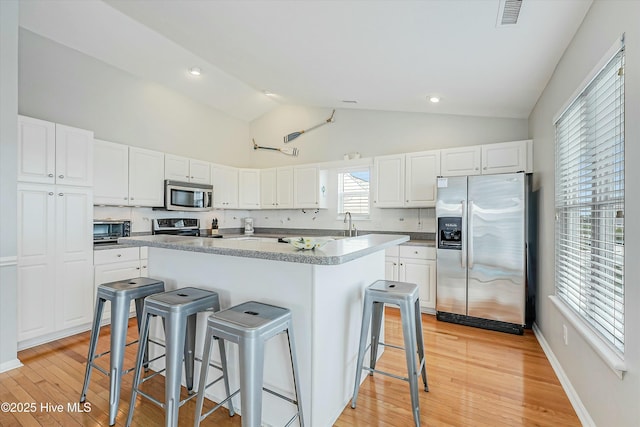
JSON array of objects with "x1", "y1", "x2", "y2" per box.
[{"x1": 0, "y1": 308, "x2": 579, "y2": 426}]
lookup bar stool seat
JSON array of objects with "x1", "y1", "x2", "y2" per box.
[
  {"x1": 194, "y1": 301, "x2": 304, "y2": 427},
  {"x1": 126, "y1": 287, "x2": 233, "y2": 427},
  {"x1": 80, "y1": 276, "x2": 165, "y2": 426},
  {"x1": 351, "y1": 280, "x2": 428, "y2": 427}
]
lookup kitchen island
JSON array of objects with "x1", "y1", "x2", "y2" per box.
[{"x1": 118, "y1": 233, "x2": 409, "y2": 426}]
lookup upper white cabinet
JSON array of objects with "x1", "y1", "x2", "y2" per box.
[
  {"x1": 293, "y1": 166, "x2": 328, "y2": 209},
  {"x1": 373, "y1": 154, "x2": 405, "y2": 208},
  {"x1": 238, "y1": 168, "x2": 261, "y2": 209},
  {"x1": 128, "y1": 147, "x2": 165, "y2": 207},
  {"x1": 440, "y1": 146, "x2": 481, "y2": 177},
  {"x1": 374, "y1": 150, "x2": 440, "y2": 208},
  {"x1": 405, "y1": 150, "x2": 440, "y2": 207},
  {"x1": 261, "y1": 167, "x2": 294, "y2": 209},
  {"x1": 94, "y1": 139, "x2": 129, "y2": 205},
  {"x1": 165, "y1": 154, "x2": 210, "y2": 185},
  {"x1": 18, "y1": 115, "x2": 93, "y2": 186},
  {"x1": 441, "y1": 140, "x2": 532, "y2": 177},
  {"x1": 211, "y1": 164, "x2": 238, "y2": 209}
]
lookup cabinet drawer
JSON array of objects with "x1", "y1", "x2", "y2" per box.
[
  {"x1": 94, "y1": 247, "x2": 139, "y2": 265},
  {"x1": 399, "y1": 245, "x2": 436, "y2": 260},
  {"x1": 385, "y1": 246, "x2": 400, "y2": 257}
]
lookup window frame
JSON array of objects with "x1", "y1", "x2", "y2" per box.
[{"x1": 336, "y1": 166, "x2": 371, "y2": 220}]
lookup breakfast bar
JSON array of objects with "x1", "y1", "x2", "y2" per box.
[{"x1": 118, "y1": 233, "x2": 409, "y2": 426}]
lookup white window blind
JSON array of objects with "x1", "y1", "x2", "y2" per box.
[
  {"x1": 555, "y1": 47, "x2": 625, "y2": 353},
  {"x1": 338, "y1": 168, "x2": 370, "y2": 217}
]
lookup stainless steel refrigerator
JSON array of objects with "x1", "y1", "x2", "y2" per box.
[{"x1": 435, "y1": 172, "x2": 535, "y2": 334}]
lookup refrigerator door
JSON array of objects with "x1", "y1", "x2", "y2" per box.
[
  {"x1": 436, "y1": 176, "x2": 467, "y2": 316},
  {"x1": 467, "y1": 173, "x2": 526, "y2": 324}
]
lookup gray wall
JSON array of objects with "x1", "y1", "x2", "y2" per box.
[
  {"x1": 529, "y1": 1, "x2": 640, "y2": 425},
  {"x1": 0, "y1": 0, "x2": 19, "y2": 370}
]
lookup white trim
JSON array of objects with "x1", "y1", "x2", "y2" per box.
[
  {"x1": 18, "y1": 323, "x2": 92, "y2": 351},
  {"x1": 549, "y1": 295, "x2": 626, "y2": 378},
  {"x1": 533, "y1": 323, "x2": 595, "y2": 427},
  {"x1": 553, "y1": 35, "x2": 624, "y2": 124},
  {"x1": 0, "y1": 358, "x2": 23, "y2": 373},
  {"x1": 0, "y1": 256, "x2": 17, "y2": 267}
]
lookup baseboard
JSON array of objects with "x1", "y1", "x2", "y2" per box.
[
  {"x1": 0, "y1": 358, "x2": 23, "y2": 373},
  {"x1": 18, "y1": 323, "x2": 93, "y2": 351},
  {"x1": 532, "y1": 322, "x2": 595, "y2": 427}
]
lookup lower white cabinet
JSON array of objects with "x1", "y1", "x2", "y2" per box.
[
  {"x1": 385, "y1": 245, "x2": 436, "y2": 313},
  {"x1": 17, "y1": 183, "x2": 93, "y2": 344},
  {"x1": 94, "y1": 246, "x2": 149, "y2": 322}
]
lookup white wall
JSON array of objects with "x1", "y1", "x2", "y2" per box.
[
  {"x1": 529, "y1": 1, "x2": 640, "y2": 426},
  {"x1": 0, "y1": 0, "x2": 20, "y2": 371}
]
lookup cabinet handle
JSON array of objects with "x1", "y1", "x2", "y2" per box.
[
  {"x1": 124, "y1": 197, "x2": 128, "y2": 200},
  {"x1": 475, "y1": 167, "x2": 479, "y2": 170},
  {"x1": 406, "y1": 200, "x2": 409, "y2": 202},
  {"x1": 136, "y1": 267, "x2": 140, "y2": 270},
  {"x1": 58, "y1": 174, "x2": 64, "y2": 179},
  {"x1": 48, "y1": 173, "x2": 54, "y2": 177},
  {"x1": 483, "y1": 166, "x2": 487, "y2": 170},
  {"x1": 130, "y1": 197, "x2": 134, "y2": 200},
  {"x1": 415, "y1": 251, "x2": 419, "y2": 254},
  {"x1": 48, "y1": 192, "x2": 53, "y2": 196},
  {"x1": 58, "y1": 192, "x2": 64, "y2": 196},
  {"x1": 190, "y1": 176, "x2": 194, "y2": 179}
]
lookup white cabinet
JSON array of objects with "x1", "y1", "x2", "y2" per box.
[
  {"x1": 128, "y1": 146, "x2": 165, "y2": 207},
  {"x1": 374, "y1": 151, "x2": 440, "y2": 208},
  {"x1": 440, "y1": 146, "x2": 481, "y2": 177},
  {"x1": 441, "y1": 140, "x2": 532, "y2": 177},
  {"x1": 211, "y1": 164, "x2": 239, "y2": 208},
  {"x1": 17, "y1": 183, "x2": 93, "y2": 343},
  {"x1": 405, "y1": 150, "x2": 440, "y2": 207},
  {"x1": 165, "y1": 154, "x2": 211, "y2": 185},
  {"x1": 481, "y1": 139, "x2": 532, "y2": 174},
  {"x1": 18, "y1": 115, "x2": 93, "y2": 186},
  {"x1": 293, "y1": 166, "x2": 328, "y2": 209},
  {"x1": 384, "y1": 245, "x2": 436, "y2": 313},
  {"x1": 260, "y1": 167, "x2": 293, "y2": 209},
  {"x1": 238, "y1": 168, "x2": 261, "y2": 209},
  {"x1": 94, "y1": 139, "x2": 129, "y2": 205},
  {"x1": 94, "y1": 247, "x2": 146, "y2": 322}
]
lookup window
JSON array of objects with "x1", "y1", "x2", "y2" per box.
[
  {"x1": 555, "y1": 46, "x2": 625, "y2": 353},
  {"x1": 338, "y1": 167, "x2": 370, "y2": 218}
]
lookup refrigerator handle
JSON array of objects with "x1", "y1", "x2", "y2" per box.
[
  {"x1": 468, "y1": 200, "x2": 474, "y2": 269},
  {"x1": 461, "y1": 200, "x2": 467, "y2": 268}
]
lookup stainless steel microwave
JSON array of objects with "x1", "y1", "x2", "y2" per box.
[
  {"x1": 93, "y1": 220, "x2": 131, "y2": 244},
  {"x1": 164, "y1": 180, "x2": 213, "y2": 212}
]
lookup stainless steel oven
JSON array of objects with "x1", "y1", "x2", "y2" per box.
[
  {"x1": 93, "y1": 220, "x2": 131, "y2": 244},
  {"x1": 164, "y1": 180, "x2": 213, "y2": 212}
]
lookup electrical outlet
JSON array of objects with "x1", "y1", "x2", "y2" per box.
[{"x1": 563, "y1": 324, "x2": 568, "y2": 345}]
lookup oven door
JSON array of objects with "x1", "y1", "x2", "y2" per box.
[{"x1": 165, "y1": 181, "x2": 213, "y2": 211}]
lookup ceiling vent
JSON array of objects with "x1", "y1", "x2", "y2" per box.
[{"x1": 497, "y1": 0, "x2": 523, "y2": 26}]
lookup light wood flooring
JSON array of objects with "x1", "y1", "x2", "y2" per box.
[{"x1": 0, "y1": 308, "x2": 579, "y2": 426}]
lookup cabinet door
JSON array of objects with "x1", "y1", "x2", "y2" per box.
[
  {"x1": 405, "y1": 150, "x2": 440, "y2": 207},
  {"x1": 54, "y1": 124, "x2": 94, "y2": 187},
  {"x1": 189, "y1": 159, "x2": 211, "y2": 185},
  {"x1": 17, "y1": 116, "x2": 56, "y2": 184},
  {"x1": 481, "y1": 140, "x2": 529, "y2": 174},
  {"x1": 440, "y1": 146, "x2": 481, "y2": 177},
  {"x1": 385, "y1": 257, "x2": 399, "y2": 281},
  {"x1": 165, "y1": 154, "x2": 190, "y2": 182},
  {"x1": 93, "y1": 139, "x2": 129, "y2": 205},
  {"x1": 276, "y1": 167, "x2": 294, "y2": 209},
  {"x1": 399, "y1": 258, "x2": 436, "y2": 312},
  {"x1": 94, "y1": 260, "x2": 141, "y2": 322},
  {"x1": 238, "y1": 169, "x2": 261, "y2": 209},
  {"x1": 128, "y1": 147, "x2": 165, "y2": 207},
  {"x1": 17, "y1": 184, "x2": 56, "y2": 341},
  {"x1": 55, "y1": 187, "x2": 94, "y2": 330},
  {"x1": 212, "y1": 164, "x2": 238, "y2": 208},
  {"x1": 293, "y1": 166, "x2": 319, "y2": 208},
  {"x1": 373, "y1": 154, "x2": 404, "y2": 207},
  {"x1": 260, "y1": 168, "x2": 277, "y2": 208}
]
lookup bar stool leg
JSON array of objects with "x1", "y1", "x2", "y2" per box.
[
  {"x1": 184, "y1": 314, "x2": 197, "y2": 393},
  {"x1": 286, "y1": 325, "x2": 304, "y2": 427},
  {"x1": 126, "y1": 310, "x2": 151, "y2": 427},
  {"x1": 369, "y1": 301, "x2": 384, "y2": 373},
  {"x1": 400, "y1": 300, "x2": 421, "y2": 427},
  {"x1": 239, "y1": 337, "x2": 265, "y2": 427},
  {"x1": 80, "y1": 297, "x2": 105, "y2": 403},
  {"x1": 351, "y1": 294, "x2": 372, "y2": 409},
  {"x1": 165, "y1": 313, "x2": 188, "y2": 427},
  {"x1": 216, "y1": 336, "x2": 235, "y2": 416},
  {"x1": 414, "y1": 299, "x2": 428, "y2": 392},
  {"x1": 194, "y1": 326, "x2": 214, "y2": 427},
  {"x1": 108, "y1": 295, "x2": 131, "y2": 426},
  {"x1": 134, "y1": 297, "x2": 150, "y2": 371}
]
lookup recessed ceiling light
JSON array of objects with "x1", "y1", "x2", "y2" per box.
[
  {"x1": 262, "y1": 90, "x2": 275, "y2": 96},
  {"x1": 429, "y1": 96, "x2": 440, "y2": 103},
  {"x1": 189, "y1": 67, "x2": 201, "y2": 76}
]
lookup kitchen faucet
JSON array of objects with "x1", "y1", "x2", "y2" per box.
[{"x1": 344, "y1": 211, "x2": 353, "y2": 237}]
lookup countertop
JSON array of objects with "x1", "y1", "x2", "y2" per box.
[{"x1": 117, "y1": 233, "x2": 410, "y2": 265}]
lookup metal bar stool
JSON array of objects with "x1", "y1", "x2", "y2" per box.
[
  {"x1": 126, "y1": 287, "x2": 233, "y2": 427},
  {"x1": 80, "y1": 276, "x2": 165, "y2": 426},
  {"x1": 351, "y1": 280, "x2": 428, "y2": 427},
  {"x1": 194, "y1": 301, "x2": 304, "y2": 427}
]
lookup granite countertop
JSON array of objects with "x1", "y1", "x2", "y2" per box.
[{"x1": 117, "y1": 234, "x2": 410, "y2": 265}]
